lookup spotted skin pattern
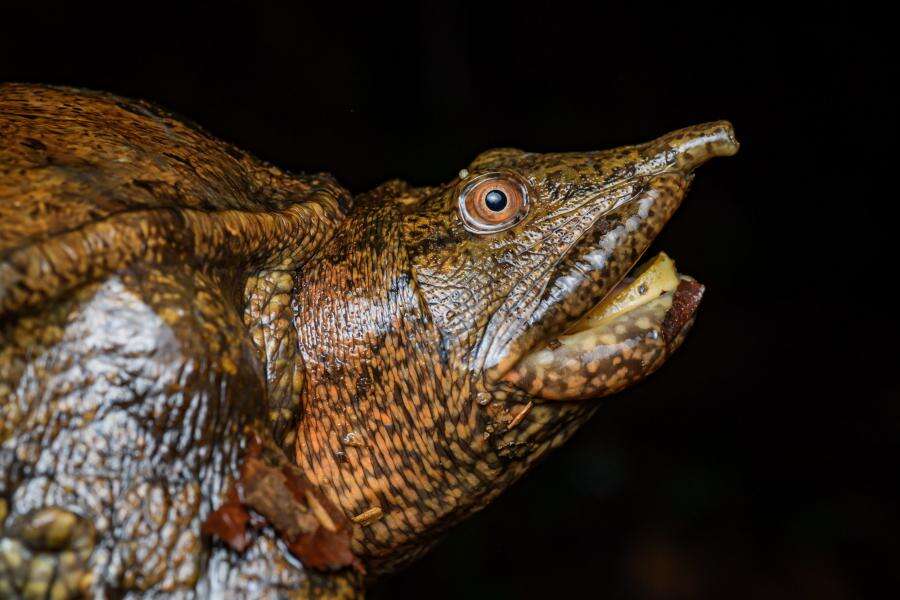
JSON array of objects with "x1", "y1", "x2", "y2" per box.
[{"x1": 0, "y1": 84, "x2": 737, "y2": 597}]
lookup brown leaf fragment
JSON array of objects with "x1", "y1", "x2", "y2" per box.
[
  {"x1": 276, "y1": 462, "x2": 361, "y2": 572},
  {"x1": 201, "y1": 498, "x2": 253, "y2": 553},
  {"x1": 204, "y1": 426, "x2": 362, "y2": 572},
  {"x1": 241, "y1": 457, "x2": 319, "y2": 540},
  {"x1": 287, "y1": 522, "x2": 358, "y2": 572},
  {"x1": 305, "y1": 489, "x2": 338, "y2": 533}
]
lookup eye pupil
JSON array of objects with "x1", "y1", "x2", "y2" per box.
[{"x1": 484, "y1": 189, "x2": 508, "y2": 211}]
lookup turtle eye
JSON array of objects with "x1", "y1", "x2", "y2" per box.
[{"x1": 458, "y1": 172, "x2": 530, "y2": 234}]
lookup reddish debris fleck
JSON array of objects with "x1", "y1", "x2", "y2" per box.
[
  {"x1": 287, "y1": 522, "x2": 358, "y2": 572},
  {"x1": 201, "y1": 490, "x2": 253, "y2": 553},
  {"x1": 661, "y1": 279, "x2": 705, "y2": 344}
]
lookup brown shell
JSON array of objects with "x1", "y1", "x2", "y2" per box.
[{"x1": 0, "y1": 83, "x2": 351, "y2": 318}]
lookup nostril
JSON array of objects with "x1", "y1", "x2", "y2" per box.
[
  {"x1": 665, "y1": 120, "x2": 739, "y2": 172},
  {"x1": 710, "y1": 121, "x2": 739, "y2": 156}
]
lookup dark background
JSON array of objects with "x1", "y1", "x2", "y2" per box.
[{"x1": 2, "y1": 4, "x2": 896, "y2": 598}]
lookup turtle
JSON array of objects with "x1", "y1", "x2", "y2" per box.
[{"x1": 0, "y1": 83, "x2": 738, "y2": 598}]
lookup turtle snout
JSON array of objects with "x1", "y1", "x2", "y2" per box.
[{"x1": 648, "y1": 120, "x2": 739, "y2": 173}]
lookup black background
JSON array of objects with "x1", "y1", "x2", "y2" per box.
[{"x1": 2, "y1": 4, "x2": 896, "y2": 599}]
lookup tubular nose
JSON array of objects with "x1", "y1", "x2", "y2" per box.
[{"x1": 656, "y1": 120, "x2": 739, "y2": 172}]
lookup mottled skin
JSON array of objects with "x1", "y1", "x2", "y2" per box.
[{"x1": 0, "y1": 84, "x2": 737, "y2": 598}]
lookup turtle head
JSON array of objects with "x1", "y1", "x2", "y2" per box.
[{"x1": 289, "y1": 122, "x2": 738, "y2": 571}]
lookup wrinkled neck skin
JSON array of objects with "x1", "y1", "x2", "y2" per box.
[
  {"x1": 250, "y1": 121, "x2": 739, "y2": 575},
  {"x1": 286, "y1": 184, "x2": 592, "y2": 572}
]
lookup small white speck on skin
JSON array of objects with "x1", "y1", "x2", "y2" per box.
[
  {"x1": 637, "y1": 194, "x2": 654, "y2": 217},
  {"x1": 599, "y1": 333, "x2": 618, "y2": 345},
  {"x1": 342, "y1": 431, "x2": 365, "y2": 447},
  {"x1": 534, "y1": 350, "x2": 554, "y2": 366},
  {"x1": 583, "y1": 248, "x2": 609, "y2": 269}
]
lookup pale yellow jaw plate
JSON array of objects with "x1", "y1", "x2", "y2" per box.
[
  {"x1": 565, "y1": 252, "x2": 680, "y2": 335},
  {"x1": 504, "y1": 252, "x2": 691, "y2": 401}
]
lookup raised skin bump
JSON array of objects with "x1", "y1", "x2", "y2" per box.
[{"x1": 1, "y1": 83, "x2": 737, "y2": 597}]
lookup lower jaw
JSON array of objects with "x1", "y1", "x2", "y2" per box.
[{"x1": 501, "y1": 253, "x2": 704, "y2": 401}]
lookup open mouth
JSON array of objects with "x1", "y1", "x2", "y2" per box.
[{"x1": 501, "y1": 252, "x2": 704, "y2": 400}]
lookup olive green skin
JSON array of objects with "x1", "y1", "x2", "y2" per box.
[{"x1": 0, "y1": 84, "x2": 736, "y2": 598}]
